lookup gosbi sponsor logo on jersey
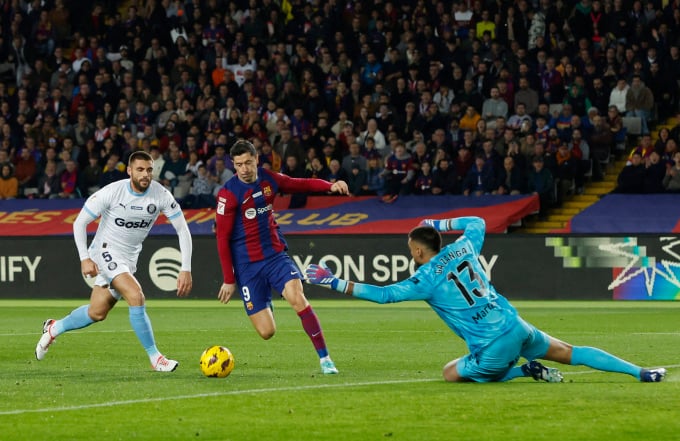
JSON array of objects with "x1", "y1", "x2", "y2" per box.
[
  {"x1": 244, "y1": 204, "x2": 273, "y2": 220},
  {"x1": 114, "y1": 218, "x2": 152, "y2": 228}
]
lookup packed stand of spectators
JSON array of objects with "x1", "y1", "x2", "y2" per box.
[{"x1": 0, "y1": 0, "x2": 680, "y2": 212}]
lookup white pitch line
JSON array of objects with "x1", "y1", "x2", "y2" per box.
[
  {"x1": 3, "y1": 364, "x2": 678, "y2": 416},
  {"x1": 0, "y1": 378, "x2": 440, "y2": 416}
]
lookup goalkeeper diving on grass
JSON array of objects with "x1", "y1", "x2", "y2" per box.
[{"x1": 305, "y1": 216, "x2": 666, "y2": 383}]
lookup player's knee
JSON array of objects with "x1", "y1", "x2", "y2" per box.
[
  {"x1": 545, "y1": 338, "x2": 574, "y2": 364},
  {"x1": 284, "y1": 289, "x2": 308, "y2": 310},
  {"x1": 88, "y1": 309, "x2": 108, "y2": 322},
  {"x1": 255, "y1": 322, "x2": 276, "y2": 340},
  {"x1": 125, "y1": 291, "x2": 146, "y2": 306},
  {"x1": 442, "y1": 359, "x2": 462, "y2": 382},
  {"x1": 257, "y1": 328, "x2": 276, "y2": 340}
]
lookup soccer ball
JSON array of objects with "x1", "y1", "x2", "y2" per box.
[{"x1": 199, "y1": 345, "x2": 235, "y2": 378}]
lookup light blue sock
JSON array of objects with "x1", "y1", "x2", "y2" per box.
[
  {"x1": 129, "y1": 305, "x2": 160, "y2": 358},
  {"x1": 51, "y1": 305, "x2": 95, "y2": 337},
  {"x1": 498, "y1": 365, "x2": 527, "y2": 382},
  {"x1": 571, "y1": 346, "x2": 641, "y2": 380}
]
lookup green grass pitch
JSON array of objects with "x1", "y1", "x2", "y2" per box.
[{"x1": 0, "y1": 299, "x2": 678, "y2": 441}]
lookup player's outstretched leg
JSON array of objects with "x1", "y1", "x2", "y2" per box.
[
  {"x1": 129, "y1": 305, "x2": 178, "y2": 372},
  {"x1": 35, "y1": 305, "x2": 96, "y2": 361},
  {"x1": 570, "y1": 346, "x2": 660, "y2": 381},
  {"x1": 297, "y1": 305, "x2": 338, "y2": 374}
]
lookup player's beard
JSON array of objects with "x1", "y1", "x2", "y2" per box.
[{"x1": 131, "y1": 176, "x2": 150, "y2": 192}]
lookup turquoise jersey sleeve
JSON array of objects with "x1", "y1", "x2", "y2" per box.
[
  {"x1": 439, "y1": 216, "x2": 486, "y2": 256},
  {"x1": 351, "y1": 276, "x2": 432, "y2": 304}
]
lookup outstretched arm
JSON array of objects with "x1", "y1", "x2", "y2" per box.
[
  {"x1": 305, "y1": 263, "x2": 429, "y2": 303},
  {"x1": 420, "y1": 216, "x2": 486, "y2": 254},
  {"x1": 266, "y1": 168, "x2": 349, "y2": 195}
]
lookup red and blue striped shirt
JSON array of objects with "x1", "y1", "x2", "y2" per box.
[{"x1": 215, "y1": 168, "x2": 332, "y2": 284}]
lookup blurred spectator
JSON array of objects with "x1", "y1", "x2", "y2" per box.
[
  {"x1": 341, "y1": 142, "x2": 367, "y2": 176},
  {"x1": 459, "y1": 105, "x2": 481, "y2": 132},
  {"x1": 209, "y1": 158, "x2": 233, "y2": 197},
  {"x1": 13, "y1": 147, "x2": 38, "y2": 193},
  {"x1": 99, "y1": 153, "x2": 128, "y2": 187},
  {"x1": 358, "y1": 118, "x2": 387, "y2": 157},
  {"x1": 494, "y1": 156, "x2": 525, "y2": 196},
  {"x1": 431, "y1": 156, "x2": 459, "y2": 195},
  {"x1": 588, "y1": 115, "x2": 612, "y2": 181},
  {"x1": 410, "y1": 140, "x2": 433, "y2": 171},
  {"x1": 462, "y1": 154, "x2": 495, "y2": 196},
  {"x1": 507, "y1": 102, "x2": 532, "y2": 132},
  {"x1": 627, "y1": 135, "x2": 655, "y2": 164},
  {"x1": 527, "y1": 155, "x2": 555, "y2": 218},
  {"x1": 412, "y1": 160, "x2": 434, "y2": 196},
  {"x1": 327, "y1": 159, "x2": 348, "y2": 185},
  {"x1": 481, "y1": 87, "x2": 508, "y2": 129},
  {"x1": 280, "y1": 154, "x2": 306, "y2": 207},
  {"x1": 259, "y1": 141, "x2": 281, "y2": 172},
  {"x1": 159, "y1": 143, "x2": 188, "y2": 197},
  {"x1": 182, "y1": 163, "x2": 216, "y2": 209},
  {"x1": 553, "y1": 143, "x2": 578, "y2": 205},
  {"x1": 0, "y1": 163, "x2": 18, "y2": 199},
  {"x1": 58, "y1": 159, "x2": 78, "y2": 198},
  {"x1": 643, "y1": 151, "x2": 666, "y2": 194},
  {"x1": 273, "y1": 127, "x2": 304, "y2": 166},
  {"x1": 609, "y1": 78, "x2": 629, "y2": 114},
  {"x1": 36, "y1": 161, "x2": 61, "y2": 199},
  {"x1": 79, "y1": 154, "x2": 102, "y2": 197},
  {"x1": 663, "y1": 152, "x2": 680, "y2": 193},
  {"x1": 381, "y1": 143, "x2": 414, "y2": 203},
  {"x1": 347, "y1": 164, "x2": 368, "y2": 197},
  {"x1": 363, "y1": 154, "x2": 384, "y2": 196},
  {"x1": 612, "y1": 151, "x2": 646, "y2": 194},
  {"x1": 306, "y1": 157, "x2": 330, "y2": 180},
  {"x1": 670, "y1": 112, "x2": 680, "y2": 144},
  {"x1": 625, "y1": 75, "x2": 654, "y2": 135},
  {"x1": 568, "y1": 128, "x2": 590, "y2": 194}
]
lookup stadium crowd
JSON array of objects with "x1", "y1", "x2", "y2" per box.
[{"x1": 1, "y1": 0, "x2": 680, "y2": 212}]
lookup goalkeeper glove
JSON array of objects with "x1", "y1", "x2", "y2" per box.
[
  {"x1": 419, "y1": 218, "x2": 451, "y2": 231},
  {"x1": 305, "y1": 263, "x2": 348, "y2": 293},
  {"x1": 419, "y1": 219, "x2": 437, "y2": 229}
]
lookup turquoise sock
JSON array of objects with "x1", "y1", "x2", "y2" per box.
[
  {"x1": 498, "y1": 365, "x2": 527, "y2": 382},
  {"x1": 51, "y1": 305, "x2": 95, "y2": 336},
  {"x1": 129, "y1": 305, "x2": 159, "y2": 357},
  {"x1": 571, "y1": 346, "x2": 641, "y2": 379}
]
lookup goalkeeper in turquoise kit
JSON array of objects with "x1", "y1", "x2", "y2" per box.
[{"x1": 306, "y1": 216, "x2": 666, "y2": 383}]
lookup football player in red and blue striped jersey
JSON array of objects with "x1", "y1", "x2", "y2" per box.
[{"x1": 215, "y1": 140, "x2": 349, "y2": 374}]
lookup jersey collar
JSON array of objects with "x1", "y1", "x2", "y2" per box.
[{"x1": 127, "y1": 180, "x2": 150, "y2": 196}]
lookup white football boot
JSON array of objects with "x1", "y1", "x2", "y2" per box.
[{"x1": 35, "y1": 319, "x2": 56, "y2": 361}]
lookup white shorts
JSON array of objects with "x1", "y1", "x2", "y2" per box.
[{"x1": 90, "y1": 245, "x2": 138, "y2": 300}]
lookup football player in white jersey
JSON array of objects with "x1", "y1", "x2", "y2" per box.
[{"x1": 35, "y1": 151, "x2": 193, "y2": 372}]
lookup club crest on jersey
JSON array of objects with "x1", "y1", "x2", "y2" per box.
[
  {"x1": 108, "y1": 262, "x2": 118, "y2": 271},
  {"x1": 147, "y1": 204, "x2": 157, "y2": 214},
  {"x1": 263, "y1": 186, "x2": 272, "y2": 197}
]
